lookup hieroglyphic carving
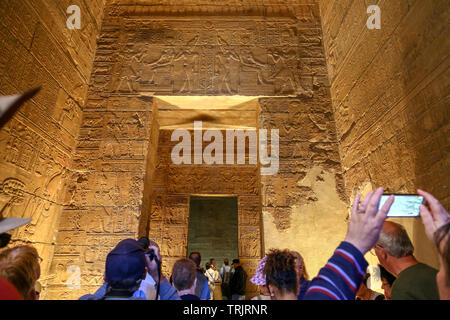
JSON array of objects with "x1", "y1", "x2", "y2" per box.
[
  {"x1": 238, "y1": 196, "x2": 261, "y2": 226},
  {"x1": 0, "y1": 119, "x2": 69, "y2": 178},
  {"x1": 0, "y1": 178, "x2": 26, "y2": 205},
  {"x1": 91, "y1": 18, "x2": 312, "y2": 96},
  {"x1": 69, "y1": 172, "x2": 143, "y2": 207},
  {"x1": 166, "y1": 166, "x2": 259, "y2": 195},
  {"x1": 54, "y1": 89, "x2": 82, "y2": 138},
  {"x1": 239, "y1": 226, "x2": 261, "y2": 258},
  {"x1": 79, "y1": 111, "x2": 151, "y2": 140},
  {"x1": 161, "y1": 225, "x2": 188, "y2": 257},
  {"x1": 239, "y1": 258, "x2": 260, "y2": 296},
  {"x1": 0, "y1": 173, "x2": 66, "y2": 242}
]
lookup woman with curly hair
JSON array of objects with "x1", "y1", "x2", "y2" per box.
[{"x1": 263, "y1": 249, "x2": 299, "y2": 300}]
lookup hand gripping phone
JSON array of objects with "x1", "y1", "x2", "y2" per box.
[{"x1": 378, "y1": 194, "x2": 424, "y2": 217}]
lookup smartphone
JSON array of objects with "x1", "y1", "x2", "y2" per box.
[{"x1": 379, "y1": 194, "x2": 424, "y2": 217}]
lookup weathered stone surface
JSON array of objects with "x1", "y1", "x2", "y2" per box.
[
  {"x1": 4, "y1": 0, "x2": 444, "y2": 301},
  {"x1": 0, "y1": 0, "x2": 107, "y2": 300},
  {"x1": 319, "y1": 0, "x2": 449, "y2": 272}
]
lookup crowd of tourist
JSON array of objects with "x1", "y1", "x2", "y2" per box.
[{"x1": 0, "y1": 188, "x2": 449, "y2": 300}]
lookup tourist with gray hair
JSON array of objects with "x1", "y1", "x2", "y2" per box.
[{"x1": 374, "y1": 221, "x2": 439, "y2": 299}]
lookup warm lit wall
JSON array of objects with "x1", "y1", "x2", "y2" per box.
[
  {"x1": 319, "y1": 0, "x2": 449, "y2": 270},
  {"x1": 0, "y1": 0, "x2": 356, "y2": 299},
  {"x1": 42, "y1": 0, "x2": 349, "y2": 300},
  {"x1": 0, "y1": 0, "x2": 106, "y2": 298},
  {"x1": 260, "y1": 95, "x2": 348, "y2": 279},
  {"x1": 47, "y1": 0, "x2": 350, "y2": 299}
]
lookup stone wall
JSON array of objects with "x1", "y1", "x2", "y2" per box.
[
  {"x1": 319, "y1": 0, "x2": 449, "y2": 269},
  {"x1": 0, "y1": 0, "x2": 354, "y2": 299},
  {"x1": 48, "y1": 0, "x2": 348, "y2": 298},
  {"x1": 259, "y1": 96, "x2": 348, "y2": 278},
  {"x1": 47, "y1": 95, "x2": 158, "y2": 299},
  {"x1": 0, "y1": 0, "x2": 106, "y2": 298}
]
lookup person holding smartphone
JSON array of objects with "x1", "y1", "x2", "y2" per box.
[{"x1": 418, "y1": 189, "x2": 450, "y2": 300}]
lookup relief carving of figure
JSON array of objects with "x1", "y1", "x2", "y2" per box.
[
  {"x1": 113, "y1": 50, "x2": 145, "y2": 93},
  {"x1": 144, "y1": 48, "x2": 176, "y2": 84},
  {"x1": 239, "y1": 49, "x2": 273, "y2": 86},
  {"x1": 58, "y1": 98, "x2": 79, "y2": 128},
  {"x1": 215, "y1": 47, "x2": 239, "y2": 94},
  {"x1": 174, "y1": 48, "x2": 200, "y2": 93},
  {"x1": 267, "y1": 49, "x2": 303, "y2": 94}
]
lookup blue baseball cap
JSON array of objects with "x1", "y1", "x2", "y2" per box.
[{"x1": 105, "y1": 239, "x2": 146, "y2": 289}]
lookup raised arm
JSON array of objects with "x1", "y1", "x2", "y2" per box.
[
  {"x1": 304, "y1": 188, "x2": 394, "y2": 300},
  {"x1": 418, "y1": 189, "x2": 450, "y2": 242}
]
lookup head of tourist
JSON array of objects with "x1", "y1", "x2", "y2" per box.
[
  {"x1": 189, "y1": 252, "x2": 202, "y2": 269},
  {"x1": 375, "y1": 221, "x2": 415, "y2": 275},
  {"x1": 250, "y1": 256, "x2": 270, "y2": 296},
  {"x1": 223, "y1": 258, "x2": 229, "y2": 266},
  {"x1": 210, "y1": 258, "x2": 216, "y2": 267},
  {"x1": 232, "y1": 258, "x2": 240, "y2": 269},
  {"x1": 263, "y1": 249, "x2": 298, "y2": 300},
  {"x1": 205, "y1": 262, "x2": 211, "y2": 270},
  {"x1": 171, "y1": 258, "x2": 197, "y2": 296},
  {"x1": 137, "y1": 236, "x2": 150, "y2": 251},
  {"x1": 0, "y1": 245, "x2": 41, "y2": 300},
  {"x1": 291, "y1": 250, "x2": 309, "y2": 281},
  {"x1": 104, "y1": 239, "x2": 146, "y2": 293},
  {"x1": 434, "y1": 222, "x2": 450, "y2": 299},
  {"x1": 379, "y1": 264, "x2": 396, "y2": 300}
]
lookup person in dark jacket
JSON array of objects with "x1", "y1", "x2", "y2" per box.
[
  {"x1": 188, "y1": 252, "x2": 211, "y2": 300},
  {"x1": 230, "y1": 259, "x2": 247, "y2": 300}
]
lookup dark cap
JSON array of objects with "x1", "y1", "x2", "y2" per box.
[
  {"x1": 105, "y1": 239, "x2": 146, "y2": 289},
  {"x1": 232, "y1": 259, "x2": 240, "y2": 264},
  {"x1": 137, "y1": 237, "x2": 150, "y2": 251}
]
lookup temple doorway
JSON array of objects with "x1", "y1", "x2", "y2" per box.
[{"x1": 187, "y1": 196, "x2": 239, "y2": 270}]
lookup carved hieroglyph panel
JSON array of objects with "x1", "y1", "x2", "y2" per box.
[
  {"x1": 166, "y1": 166, "x2": 259, "y2": 195},
  {"x1": 91, "y1": 18, "x2": 315, "y2": 96},
  {"x1": 239, "y1": 258, "x2": 260, "y2": 298}
]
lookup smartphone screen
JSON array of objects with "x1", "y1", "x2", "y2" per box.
[{"x1": 379, "y1": 194, "x2": 424, "y2": 217}]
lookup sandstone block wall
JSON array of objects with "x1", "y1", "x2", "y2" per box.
[
  {"x1": 42, "y1": 0, "x2": 349, "y2": 299},
  {"x1": 319, "y1": 0, "x2": 449, "y2": 269},
  {"x1": 259, "y1": 95, "x2": 348, "y2": 278},
  {"x1": 0, "y1": 0, "x2": 106, "y2": 298},
  {"x1": 0, "y1": 0, "x2": 375, "y2": 299}
]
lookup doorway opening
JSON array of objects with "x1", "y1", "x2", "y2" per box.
[{"x1": 187, "y1": 196, "x2": 239, "y2": 270}]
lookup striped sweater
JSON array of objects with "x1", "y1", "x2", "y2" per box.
[{"x1": 303, "y1": 241, "x2": 367, "y2": 300}]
